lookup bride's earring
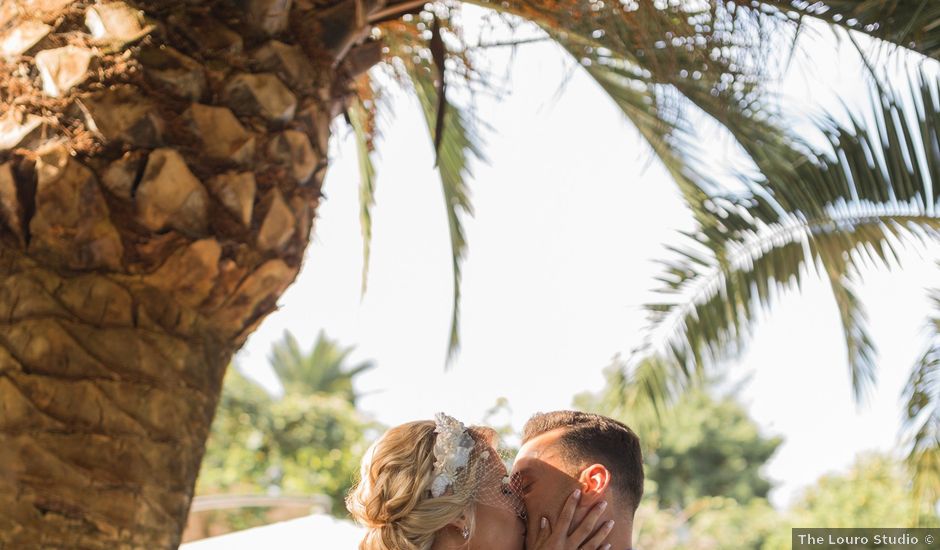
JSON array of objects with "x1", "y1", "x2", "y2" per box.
[{"x1": 461, "y1": 526, "x2": 469, "y2": 539}]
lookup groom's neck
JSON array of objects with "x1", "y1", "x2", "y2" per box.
[{"x1": 607, "y1": 518, "x2": 633, "y2": 550}]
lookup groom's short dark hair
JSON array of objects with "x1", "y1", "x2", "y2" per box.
[{"x1": 522, "y1": 410, "x2": 644, "y2": 511}]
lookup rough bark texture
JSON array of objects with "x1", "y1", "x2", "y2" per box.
[{"x1": 0, "y1": 0, "x2": 382, "y2": 547}]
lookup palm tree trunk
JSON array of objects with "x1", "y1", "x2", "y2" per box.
[
  {"x1": 0, "y1": 244, "x2": 236, "y2": 548},
  {"x1": 0, "y1": 0, "x2": 380, "y2": 547}
]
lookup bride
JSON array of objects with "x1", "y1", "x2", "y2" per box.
[{"x1": 346, "y1": 413, "x2": 614, "y2": 550}]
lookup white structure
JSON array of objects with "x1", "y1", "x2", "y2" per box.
[{"x1": 180, "y1": 514, "x2": 365, "y2": 550}]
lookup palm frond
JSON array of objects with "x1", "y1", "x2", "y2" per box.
[
  {"x1": 473, "y1": 0, "x2": 786, "y2": 221},
  {"x1": 640, "y1": 228, "x2": 808, "y2": 370},
  {"x1": 626, "y1": 354, "x2": 703, "y2": 422},
  {"x1": 407, "y1": 62, "x2": 482, "y2": 364},
  {"x1": 269, "y1": 330, "x2": 306, "y2": 390},
  {"x1": 904, "y1": 291, "x2": 940, "y2": 516},
  {"x1": 377, "y1": 17, "x2": 486, "y2": 364},
  {"x1": 826, "y1": 274, "x2": 877, "y2": 402},
  {"x1": 640, "y1": 67, "x2": 940, "y2": 403},
  {"x1": 347, "y1": 94, "x2": 378, "y2": 296},
  {"x1": 642, "y1": 63, "x2": 940, "y2": 505},
  {"x1": 575, "y1": 54, "x2": 717, "y2": 226}
]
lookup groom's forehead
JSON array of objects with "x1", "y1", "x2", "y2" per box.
[
  {"x1": 513, "y1": 429, "x2": 568, "y2": 469},
  {"x1": 520, "y1": 427, "x2": 567, "y2": 454}
]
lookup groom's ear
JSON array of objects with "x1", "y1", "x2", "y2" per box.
[{"x1": 579, "y1": 463, "x2": 612, "y2": 497}]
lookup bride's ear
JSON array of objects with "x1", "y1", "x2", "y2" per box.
[
  {"x1": 446, "y1": 511, "x2": 470, "y2": 537},
  {"x1": 447, "y1": 512, "x2": 470, "y2": 532},
  {"x1": 579, "y1": 463, "x2": 612, "y2": 497}
]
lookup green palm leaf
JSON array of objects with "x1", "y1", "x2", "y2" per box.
[
  {"x1": 348, "y1": 96, "x2": 378, "y2": 296},
  {"x1": 479, "y1": 0, "x2": 780, "y2": 222},
  {"x1": 574, "y1": 55, "x2": 716, "y2": 226},
  {"x1": 370, "y1": 17, "x2": 485, "y2": 364},
  {"x1": 406, "y1": 62, "x2": 482, "y2": 364},
  {"x1": 642, "y1": 67, "x2": 940, "y2": 395}
]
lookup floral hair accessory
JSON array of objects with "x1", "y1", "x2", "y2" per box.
[{"x1": 430, "y1": 412, "x2": 475, "y2": 498}]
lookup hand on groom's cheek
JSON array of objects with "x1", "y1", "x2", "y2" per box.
[{"x1": 513, "y1": 429, "x2": 584, "y2": 548}]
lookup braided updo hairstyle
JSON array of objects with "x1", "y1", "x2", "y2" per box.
[{"x1": 346, "y1": 420, "x2": 496, "y2": 550}]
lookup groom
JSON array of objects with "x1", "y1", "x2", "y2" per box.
[{"x1": 512, "y1": 411, "x2": 643, "y2": 550}]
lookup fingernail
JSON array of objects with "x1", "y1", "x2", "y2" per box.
[
  {"x1": 599, "y1": 500, "x2": 608, "y2": 511},
  {"x1": 605, "y1": 520, "x2": 615, "y2": 529},
  {"x1": 540, "y1": 517, "x2": 548, "y2": 529},
  {"x1": 602, "y1": 545, "x2": 612, "y2": 550},
  {"x1": 573, "y1": 488, "x2": 581, "y2": 499}
]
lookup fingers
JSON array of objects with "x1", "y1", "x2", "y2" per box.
[
  {"x1": 556, "y1": 488, "x2": 581, "y2": 534},
  {"x1": 577, "y1": 518, "x2": 615, "y2": 550},
  {"x1": 533, "y1": 515, "x2": 552, "y2": 547},
  {"x1": 534, "y1": 489, "x2": 614, "y2": 550},
  {"x1": 568, "y1": 499, "x2": 610, "y2": 544}
]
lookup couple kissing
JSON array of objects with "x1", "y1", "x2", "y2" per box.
[{"x1": 346, "y1": 410, "x2": 643, "y2": 550}]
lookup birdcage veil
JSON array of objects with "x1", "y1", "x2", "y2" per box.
[{"x1": 430, "y1": 412, "x2": 526, "y2": 520}]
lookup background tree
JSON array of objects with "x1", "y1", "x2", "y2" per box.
[
  {"x1": 642, "y1": 389, "x2": 780, "y2": 510},
  {"x1": 195, "y1": 331, "x2": 378, "y2": 534},
  {"x1": 268, "y1": 329, "x2": 374, "y2": 402},
  {"x1": 633, "y1": 496, "x2": 785, "y2": 550},
  {"x1": 633, "y1": 454, "x2": 940, "y2": 550},
  {"x1": 789, "y1": 453, "x2": 940, "y2": 529}
]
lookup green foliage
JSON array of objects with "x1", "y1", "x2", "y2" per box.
[
  {"x1": 265, "y1": 392, "x2": 376, "y2": 505},
  {"x1": 634, "y1": 454, "x2": 940, "y2": 549},
  {"x1": 268, "y1": 329, "x2": 375, "y2": 403},
  {"x1": 791, "y1": 453, "x2": 940, "y2": 528},
  {"x1": 196, "y1": 331, "x2": 379, "y2": 525},
  {"x1": 197, "y1": 367, "x2": 276, "y2": 492},
  {"x1": 634, "y1": 497, "x2": 786, "y2": 550},
  {"x1": 690, "y1": 497, "x2": 787, "y2": 550},
  {"x1": 644, "y1": 390, "x2": 781, "y2": 509},
  {"x1": 355, "y1": 14, "x2": 485, "y2": 365}
]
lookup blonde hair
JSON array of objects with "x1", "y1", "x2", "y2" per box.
[{"x1": 346, "y1": 420, "x2": 496, "y2": 550}]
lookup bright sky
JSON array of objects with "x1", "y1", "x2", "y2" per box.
[{"x1": 236, "y1": 10, "x2": 940, "y2": 509}]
